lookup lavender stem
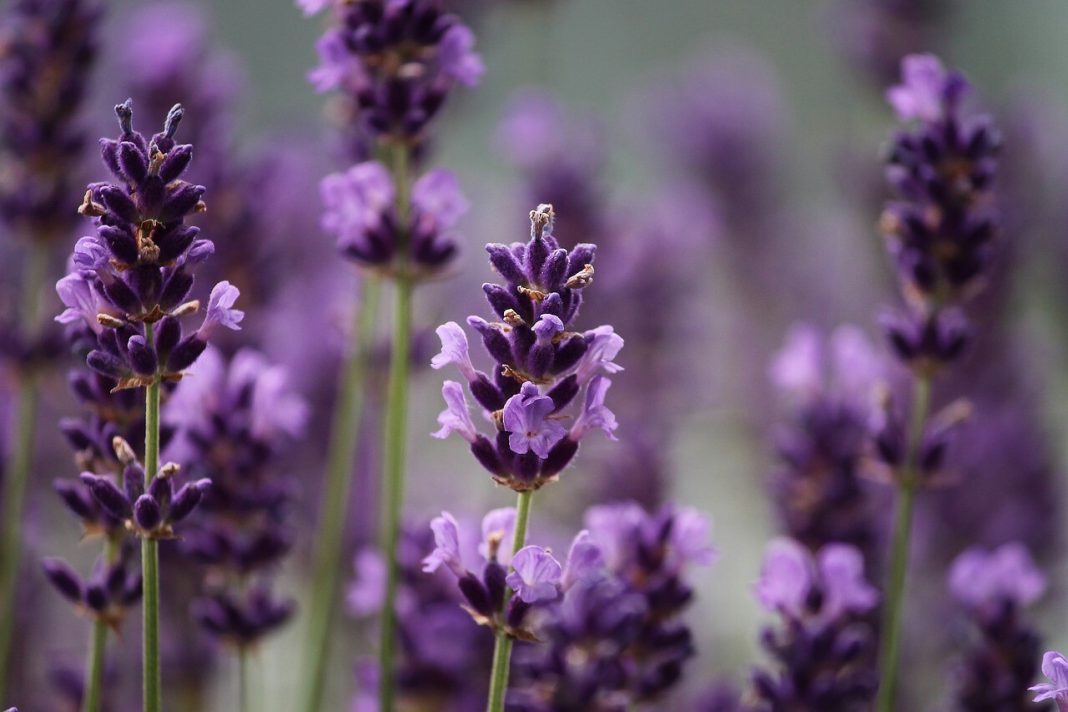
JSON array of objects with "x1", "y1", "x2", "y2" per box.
[
  {"x1": 82, "y1": 538, "x2": 120, "y2": 712},
  {"x1": 486, "y1": 489, "x2": 533, "y2": 712},
  {"x1": 0, "y1": 243, "x2": 48, "y2": 698},
  {"x1": 376, "y1": 141, "x2": 414, "y2": 712},
  {"x1": 300, "y1": 278, "x2": 380, "y2": 712},
  {"x1": 142, "y1": 322, "x2": 162, "y2": 712},
  {"x1": 876, "y1": 375, "x2": 931, "y2": 712}
]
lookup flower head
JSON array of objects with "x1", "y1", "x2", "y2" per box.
[
  {"x1": 197, "y1": 281, "x2": 244, "y2": 338},
  {"x1": 1031, "y1": 651, "x2": 1068, "y2": 710},
  {"x1": 431, "y1": 381, "x2": 478, "y2": 444},
  {"x1": 949, "y1": 543, "x2": 1046, "y2": 615},
  {"x1": 887, "y1": 53, "x2": 968, "y2": 123},
  {"x1": 423, "y1": 512, "x2": 465, "y2": 578},
  {"x1": 502, "y1": 383, "x2": 567, "y2": 459}
]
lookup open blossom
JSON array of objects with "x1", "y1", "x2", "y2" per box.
[
  {"x1": 887, "y1": 53, "x2": 965, "y2": 123},
  {"x1": 431, "y1": 204, "x2": 622, "y2": 491},
  {"x1": 948, "y1": 543, "x2": 1046, "y2": 616},
  {"x1": 1032, "y1": 652, "x2": 1068, "y2": 711},
  {"x1": 506, "y1": 546, "x2": 562, "y2": 604}
]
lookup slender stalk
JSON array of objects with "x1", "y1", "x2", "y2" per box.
[
  {"x1": 375, "y1": 277, "x2": 412, "y2": 712},
  {"x1": 485, "y1": 489, "x2": 534, "y2": 712},
  {"x1": 142, "y1": 322, "x2": 162, "y2": 712},
  {"x1": 0, "y1": 244, "x2": 48, "y2": 699},
  {"x1": 239, "y1": 648, "x2": 250, "y2": 712},
  {"x1": 299, "y1": 278, "x2": 380, "y2": 712},
  {"x1": 82, "y1": 537, "x2": 120, "y2": 712},
  {"x1": 875, "y1": 375, "x2": 931, "y2": 712}
]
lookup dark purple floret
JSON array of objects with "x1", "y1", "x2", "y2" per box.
[{"x1": 41, "y1": 550, "x2": 142, "y2": 631}]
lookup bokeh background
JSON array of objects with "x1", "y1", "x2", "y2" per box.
[{"x1": 7, "y1": 0, "x2": 1068, "y2": 709}]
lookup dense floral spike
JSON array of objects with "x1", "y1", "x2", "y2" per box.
[
  {"x1": 432, "y1": 204, "x2": 622, "y2": 491},
  {"x1": 750, "y1": 538, "x2": 880, "y2": 711},
  {"x1": 879, "y1": 54, "x2": 1000, "y2": 371},
  {"x1": 0, "y1": 0, "x2": 102, "y2": 243},
  {"x1": 320, "y1": 160, "x2": 467, "y2": 278},
  {"x1": 163, "y1": 347, "x2": 305, "y2": 646},
  {"x1": 768, "y1": 325, "x2": 886, "y2": 565},
  {"x1": 510, "y1": 502, "x2": 715, "y2": 710},
  {"x1": 948, "y1": 544, "x2": 1050, "y2": 711},
  {"x1": 302, "y1": 0, "x2": 483, "y2": 159}
]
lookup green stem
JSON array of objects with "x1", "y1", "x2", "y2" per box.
[
  {"x1": 875, "y1": 375, "x2": 931, "y2": 712},
  {"x1": 0, "y1": 244, "x2": 48, "y2": 700},
  {"x1": 376, "y1": 277, "x2": 412, "y2": 712},
  {"x1": 485, "y1": 490, "x2": 534, "y2": 712},
  {"x1": 239, "y1": 648, "x2": 250, "y2": 712},
  {"x1": 299, "y1": 278, "x2": 380, "y2": 712},
  {"x1": 142, "y1": 323, "x2": 162, "y2": 712},
  {"x1": 82, "y1": 538, "x2": 120, "y2": 712}
]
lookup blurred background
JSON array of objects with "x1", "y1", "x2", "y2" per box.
[{"x1": 5, "y1": 0, "x2": 1068, "y2": 709}]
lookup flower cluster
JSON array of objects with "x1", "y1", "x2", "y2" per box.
[
  {"x1": 302, "y1": 0, "x2": 483, "y2": 157},
  {"x1": 41, "y1": 551, "x2": 141, "y2": 632},
  {"x1": 0, "y1": 0, "x2": 102, "y2": 243},
  {"x1": 320, "y1": 160, "x2": 467, "y2": 278},
  {"x1": 768, "y1": 325, "x2": 885, "y2": 565},
  {"x1": 879, "y1": 54, "x2": 1000, "y2": 374},
  {"x1": 164, "y1": 347, "x2": 306, "y2": 647},
  {"x1": 510, "y1": 502, "x2": 716, "y2": 710},
  {"x1": 750, "y1": 538, "x2": 880, "y2": 710},
  {"x1": 78, "y1": 440, "x2": 209, "y2": 540},
  {"x1": 56, "y1": 100, "x2": 244, "y2": 390},
  {"x1": 948, "y1": 544, "x2": 1049, "y2": 710},
  {"x1": 431, "y1": 205, "x2": 622, "y2": 491}
]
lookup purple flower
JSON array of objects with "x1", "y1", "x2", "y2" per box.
[
  {"x1": 1031, "y1": 651, "x2": 1068, "y2": 710},
  {"x1": 55, "y1": 273, "x2": 109, "y2": 334},
  {"x1": 423, "y1": 512, "x2": 465, "y2": 578},
  {"x1": 559, "y1": 530, "x2": 604, "y2": 591},
  {"x1": 296, "y1": 0, "x2": 331, "y2": 16},
  {"x1": 479, "y1": 508, "x2": 517, "y2": 566},
  {"x1": 197, "y1": 281, "x2": 244, "y2": 338},
  {"x1": 347, "y1": 549, "x2": 386, "y2": 616},
  {"x1": 770, "y1": 323, "x2": 883, "y2": 405},
  {"x1": 506, "y1": 546, "x2": 562, "y2": 604},
  {"x1": 668, "y1": 507, "x2": 718, "y2": 569},
  {"x1": 574, "y1": 326, "x2": 624, "y2": 384},
  {"x1": 431, "y1": 322, "x2": 478, "y2": 381},
  {"x1": 431, "y1": 381, "x2": 478, "y2": 444},
  {"x1": 569, "y1": 375, "x2": 619, "y2": 441},
  {"x1": 755, "y1": 538, "x2": 813, "y2": 617},
  {"x1": 502, "y1": 382, "x2": 567, "y2": 458},
  {"x1": 949, "y1": 543, "x2": 1046, "y2": 614},
  {"x1": 886, "y1": 53, "x2": 962, "y2": 123},
  {"x1": 320, "y1": 162, "x2": 393, "y2": 249},
  {"x1": 818, "y1": 544, "x2": 879, "y2": 621},
  {"x1": 437, "y1": 25, "x2": 484, "y2": 87}
]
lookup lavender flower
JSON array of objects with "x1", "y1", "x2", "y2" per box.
[
  {"x1": 56, "y1": 100, "x2": 243, "y2": 390},
  {"x1": 750, "y1": 538, "x2": 880, "y2": 710},
  {"x1": 303, "y1": 0, "x2": 483, "y2": 158},
  {"x1": 164, "y1": 347, "x2": 305, "y2": 647},
  {"x1": 320, "y1": 161, "x2": 467, "y2": 277},
  {"x1": 510, "y1": 502, "x2": 715, "y2": 709},
  {"x1": 1031, "y1": 652, "x2": 1068, "y2": 711},
  {"x1": 0, "y1": 0, "x2": 102, "y2": 243},
  {"x1": 879, "y1": 54, "x2": 1000, "y2": 373},
  {"x1": 431, "y1": 204, "x2": 622, "y2": 491},
  {"x1": 948, "y1": 544, "x2": 1049, "y2": 710},
  {"x1": 768, "y1": 325, "x2": 886, "y2": 565},
  {"x1": 41, "y1": 554, "x2": 142, "y2": 631}
]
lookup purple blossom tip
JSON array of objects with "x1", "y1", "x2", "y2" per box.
[
  {"x1": 1031, "y1": 651, "x2": 1068, "y2": 709},
  {"x1": 295, "y1": 0, "x2": 330, "y2": 16},
  {"x1": 560, "y1": 530, "x2": 604, "y2": 590},
  {"x1": 502, "y1": 382, "x2": 567, "y2": 458},
  {"x1": 506, "y1": 545, "x2": 562, "y2": 604},
  {"x1": 423, "y1": 512, "x2": 464, "y2": 578},
  {"x1": 432, "y1": 381, "x2": 478, "y2": 443},
  {"x1": 886, "y1": 53, "x2": 969, "y2": 123},
  {"x1": 570, "y1": 375, "x2": 618, "y2": 442},
  {"x1": 437, "y1": 25, "x2": 484, "y2": 87},
  {"x1": 574, "y1": 326, "x2": 624, "y2": 384},
  {"x1": 949, "y1": 542, "x2": 1046, "y2": 613},
  {"x1": 431, "y1": 322, "x2": 477, "y2": 381},
  {"x1": 479, "y1": 507, "x2": 517, "y2": 565},
  {"x1": 198, "y1": 281, "x2": 244, "y2": 338}
]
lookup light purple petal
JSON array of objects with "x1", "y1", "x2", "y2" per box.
[
  {"x1": 754, "y1": 538, "x2": 812, "y2": 617},
  {"x1": 422, "y1": 512, "x2": 464, "y2": 578},
  {"x1": 560, "y1": 530, "x2": 603, "y2": 590},
  {"x1": 431, "y1": 322, "x2": 477, "y2": 381},
  {"x1": 479, "y1": 507, "x2": 517, "y2": 566},
  {"x1": 432, "y1": 381, "x2": 478, "y2": 443},
  {"x1": 506, "y1": 546, "x2": 562, "y2": 603}
]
